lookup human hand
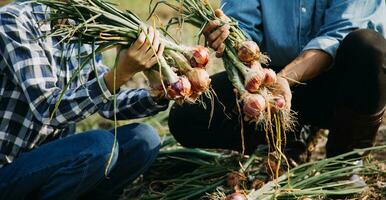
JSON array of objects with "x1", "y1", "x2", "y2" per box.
[
  {"x1": 104, "y1": 27, "x2": 165, "y2": 93},
  {"x1": 203, "y1": 9, "x2": 230, "y2": 58},
  {"x1": 272, "y1": 76, "x2": 292, "y2": 110},
  {"x1": 117, "y1": 26, "x2": 165, "y2": 81}
]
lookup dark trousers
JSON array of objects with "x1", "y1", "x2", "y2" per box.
[
  {"x1": 0, "y1": 123, "x2": 160, "y2": 200},
  {"x1": 169, "y1": 29, "x2": 386, "y2": 156}
]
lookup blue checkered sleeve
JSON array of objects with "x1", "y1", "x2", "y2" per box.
[
  {"x1": 0, "y1": 11, "x2": 167, "y2": 128},
  {"x1": 0, "y1": 12, "x2": 113, "y2": 128},
  {"x1": 95, "y1": 60, "x2": 168, "y2": 120}
]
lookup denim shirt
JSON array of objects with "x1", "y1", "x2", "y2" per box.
[{"x1": 222, "y1": 0, "x2": 386, "y2": 67}]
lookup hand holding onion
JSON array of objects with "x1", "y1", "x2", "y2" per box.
[
  {"x1": 272, "y1": 76, "x2": 292, "y2": 110},
  {"x1": 104, "y1": 27, "x2": 165, "y2": 93},
  {"x1": 202, "y1": 9, "x2": 231, "y2": 57}
]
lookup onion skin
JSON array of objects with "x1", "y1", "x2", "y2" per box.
[
  {"x1": 244, "y1": 70, "x2": 265, "y2": 93},
  {"x1": 243, "y1": 94, "x2": 266, "y2": 119},
  {"x1": 247, "y1": 61, "x2": 263, "y2": 71},
  {"x1": 272, "y1": 95, "x2": 286, "y2": 111},
  {"x1": 226, "y1": 192, "x2": 246, "y2": 200},
  {"x1": 237, "y1": 41, "x2": 261, "y2": 63},
  {"x1": 226, "y1": 172, "x2": 246, "y2": 188},
  {"x1": 188, "y1": 91, "x2": 201, "y2": 101},
  {"x1": 186, "y1": 68, "x2": 211, "y2": 94},
  {"x1": 252, "y1": 179, "x2": 265, "y2": 190},
  {"x1": 189, "y1": 46, "x2": 209, "y2": 69},
  {"x1": 263, "y1": 68, "x2": 277, "y2": 86},
  {"x1": 149, "y1": 82, "x2": 168, "y2": 97},
  {"x1": 167, "y1": 76, "x2": 192, "y2": 99}
]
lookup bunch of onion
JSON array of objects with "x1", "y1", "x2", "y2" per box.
[
  {"x1": 149, "y1": 0, "x2": 293, "y2": 126},
  {"x1": 36, "y1": 0, "x2": 212, "y2": 104},
  {"x1": 223, "y1": 55, "x2": 294, "y2": 180},
  {"x1": 144, "y1": 47, "x2": 212, "y2": 104},
  {"x1": 150, "y1": 0, "x2": 295, "y2": 178}
]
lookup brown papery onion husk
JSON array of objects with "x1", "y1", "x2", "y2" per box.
[
  {"x1": 186, "y1": 68, "x2": 211, "y2": 94},
  {"x1": 227, "y1": 171, "x2": 247, "y2": 188},
  {"x1": 247, "y1": 61, "x2": 263, "y2": 70},
  {"x1": 187, "y1": 45, "x2": 209, "y2": 69},
  {"x1": 262, "y1": 68, "x2": 277, "y2": 86},
  {"x1": 242, "y1": 93, "x2": 266, "y2": 121},
  {"x1": 236, "y1": 41, "x2": 261, "y2": 63},
  {"x1": 270, "y1": 95, "x2": 286, "y2": 113},
  {"x1": 226, "y1": 192, "x2": 247, "y2": 200},
  {"x1": 244, "y1": 70, "x2": 266, "y2": 93},
  {"x1": 167, "y1": 76, "x2": 192, "y2": 100}
]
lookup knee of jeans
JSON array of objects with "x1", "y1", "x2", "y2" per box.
[
  {"x1": 117, "y1": 123, "x2": 161, "y2": 164},
  {"x1": 168, "y1": 105, "x2": 197, "y2": 148},
  {"x1": 342, "y1": 29, "x2": 386, "y2": 66},
  {"x1": 82, "y1": 131, "x2": 119, "y2": 171},
  {"x1": 128, "y1": 123, "x2": 161, "y2": 151}
]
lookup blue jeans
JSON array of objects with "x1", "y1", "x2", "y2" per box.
[{"x1": 0, "y1": 123, "x2": 161, "y2": 200}]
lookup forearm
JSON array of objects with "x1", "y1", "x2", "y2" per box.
[
  {"x1": 278, "y1": 50, "x2": 333, "y2": 87},
  {"x1": 103, "y1": 70, "x2": 133, "y2": 93}
]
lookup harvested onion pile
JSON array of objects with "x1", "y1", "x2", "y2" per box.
[{"x1": 37, "y1": 0, "x2": 212, "y2": 104}]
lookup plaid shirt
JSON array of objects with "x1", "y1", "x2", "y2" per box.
[{"x1": 0, "y1": 1, "x2": 168, "y2": 168}]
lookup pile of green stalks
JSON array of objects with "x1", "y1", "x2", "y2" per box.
[
  {"x1": 121, "y1": 137, "x2": 386, "y2": 200},
  {"x1": 121, "y1": 136, "x2": 269, "y2": 200},
  {"x1": 247, "y1": 145, "x2": 386, "y2": 200}
]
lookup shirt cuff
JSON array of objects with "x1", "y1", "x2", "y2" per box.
[
  {"x1": 87, "y1": 75, "x2": 114, "y2": 105},
  {"x1": 144, "y1": 90, "x2": 169, "y2": 111},
  {"x1": 302, "y1": 36, "x2": 340, "y2": 58}
]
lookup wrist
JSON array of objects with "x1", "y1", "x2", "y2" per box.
[
  {"x1": 103, "y1": 70, "x2": 133, "y2": 93},
  {"x1": 151, "y1": 95, "x2": 169, "y2": 106},
  {"x1": 278, "y1": 70, "x2": 300, "y2": 87}
]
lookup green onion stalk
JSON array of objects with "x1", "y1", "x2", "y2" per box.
[
  {"x1": 149, "y1": 0, "x2": 297, "y2": 147},
  {"x1": 149, "y1": 0, "x2": 296, "y2": 180},
  {"x1": 247, "y1": 145, "x2": 386, "y2": 200},
  {"x1": 148, "y1": 0, "x2": 293, "y2": 128},
  {"x1": 36, "y1": 0, "x2": 212, "y2": 103},
  {"x1": 124, "y1": 136, "x2": 386, "y2": 200}
]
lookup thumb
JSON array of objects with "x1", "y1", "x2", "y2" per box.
[
  {"x1": 214, "y1": 9, "x2": 224, "y2": 18},
  {"x1": 215, "y1": 9, "x2": 230, "y2": 22}
]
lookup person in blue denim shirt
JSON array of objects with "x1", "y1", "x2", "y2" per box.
[
  {"x1": 169, "y1": 0, "x2": 386, "y2": 160},
  {"x1": 0, "y1": 1, "x2": 169, "y2": 199}
]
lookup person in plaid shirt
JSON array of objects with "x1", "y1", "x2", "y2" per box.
[{"x1": 0, "y1": 1, "x2": 169, "y2": 199}]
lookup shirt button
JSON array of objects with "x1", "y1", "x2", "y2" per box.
[{"x1": 301, "y1": 7, "x2": 307, "y2": 13}]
